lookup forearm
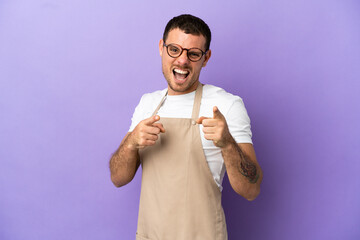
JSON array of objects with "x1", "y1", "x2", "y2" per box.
[
  {"x1": 221, "y1": 139, "x2": 262, "y2": 201},
  {"x1": 109, "y1": 133, "x2": 140, "y2": 187}
]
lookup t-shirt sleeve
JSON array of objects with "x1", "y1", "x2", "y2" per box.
[
  {"x1": 128, "y1": 95, "x2": 147, "y2": 132},
  {"x1": 225, "y1": 97, "x2": 253, "y2": 144}
]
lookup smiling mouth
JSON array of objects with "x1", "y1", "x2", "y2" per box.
[{"x1": 173, "y1": 68, "x2": 189, "y2": 82}]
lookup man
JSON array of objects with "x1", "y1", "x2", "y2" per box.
[{"x1": 109, "y1": 14, "x2": 263, "y2": 240}]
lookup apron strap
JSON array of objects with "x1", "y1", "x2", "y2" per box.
[
  {"x1": 151, "y1": 91, "x2": 168, "y2": 116},
  {"x1": 151, "y1": 83, "x2": 203, "y2": 119},
  {"x1": 191, "y1": 83, "x2": 203, "y2": 120}
]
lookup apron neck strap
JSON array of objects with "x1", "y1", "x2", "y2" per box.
[
  {"x1": 191, "y1": 83, "x2": 203, "y2": 120},
  {"x1": 151, "y1": 83, "x2": 203, "y2": 119},
  {"x1": 152, "y1": 91, "x2": 168, "y2": 117}
]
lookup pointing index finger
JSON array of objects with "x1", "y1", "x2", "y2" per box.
[
  {"x1": 144, "y1": 115, "x2": 165, "y2": 133},
  {"x1": 144, "y1": 115, "x2": 160, "y2": 125},
  {"x1": 196, "y1": 116, "x2": 210, "y2": 124}
]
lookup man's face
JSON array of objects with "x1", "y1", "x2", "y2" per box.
[{"x1": 159, "y1": 28, "x2": 211, "y2": 95}]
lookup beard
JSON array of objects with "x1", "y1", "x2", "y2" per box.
[{"x1": 162, "y1": 64, "x2": 200, "y2": 94}]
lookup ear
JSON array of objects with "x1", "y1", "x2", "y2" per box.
[
  {"x1": 159, "y1": 39, "x2": 164, "y2": 57},
  {"x1": 202, "y1": 49, "x2": 212, "y2": 67}
]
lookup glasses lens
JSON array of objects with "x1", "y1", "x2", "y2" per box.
[
  {"x1": 188, "y1": 49, "x2": 203, "y2": 61},
  {"x1": 167, "y1": 45, "x2": 181, "y2": 57}
]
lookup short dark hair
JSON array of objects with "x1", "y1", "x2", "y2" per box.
[{"x1": 163, "y1": 14, "x2": 211, "y2": 51}]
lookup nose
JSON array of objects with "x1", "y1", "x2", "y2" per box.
[{"x1": 176, "y1": 49, "x2": 190, "y2": 65}]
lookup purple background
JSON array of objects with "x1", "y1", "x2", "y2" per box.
[{"x1": 1, "y1": 0, "x2": 359, "y2": 239}]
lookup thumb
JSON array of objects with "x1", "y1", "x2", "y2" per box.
[{"x1": 213, "y1": 106, "x2": 224, "y2": 119}]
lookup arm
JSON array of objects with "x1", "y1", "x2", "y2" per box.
[
  {"x1": 197, "y1": 107, "x2": 262, "y2": 201},
  {"x1": 221, "y1": 141, "x2": 262, "y2": 201},
  {"x1": 109, "y1": 115, "x2": 165, "y2": 187},
  {"x1": 109, "y1": 132, "x2": 141, "y2": 188}
]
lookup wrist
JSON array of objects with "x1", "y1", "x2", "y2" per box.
[
  {"x1": 220, "y1": 136, "x2": 237, "y2": 150},
  {"x1": 126, "y1": 143, "x2": 138, "y2": 151},
  {"x1": 124, "y1": 133, "x2": 138, "y2": 151}
]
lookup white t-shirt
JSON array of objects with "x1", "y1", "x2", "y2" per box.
[{"x1": 129, "y1": 84, "x2": 252, "y2": 191}]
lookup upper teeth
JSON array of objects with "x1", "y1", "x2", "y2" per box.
[{"x1": 174, "y1": 69, "x2": 189, "y2": 74}]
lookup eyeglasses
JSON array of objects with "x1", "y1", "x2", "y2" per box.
[{"x1": 163, "y1": 43, "x2": 207, "y2": 62}]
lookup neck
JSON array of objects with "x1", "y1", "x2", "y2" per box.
[{"x1": 167, "y1": 81, "x2": 201, "y2": 95}]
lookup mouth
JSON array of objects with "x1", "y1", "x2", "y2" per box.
[{"x1": 172, "y1": 68, "x2": 190, "y2": 84}]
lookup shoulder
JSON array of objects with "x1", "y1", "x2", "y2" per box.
[
  {"x1": 203, "y1": 84, "x2": 243, "y2": 102},
  {"x1": 129, "y1": 88, "x2": 167, "y2": 132},
  {"x1": 136, "y1": 88, "x2": 167, "y2": 113},
  {"x1": 202, "y1": 84, "x2": 245, "y2": 116},
  {"x1": 139, "y1": 88, "x2": 167, "y2": 105}
]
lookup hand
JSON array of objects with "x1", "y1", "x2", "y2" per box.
[
  {"x1": 197, "y1": 106, "x2": 233, "y2": 148},
  {"x1": 128, "y1": 115, "x2": 165, "y2": 149}
]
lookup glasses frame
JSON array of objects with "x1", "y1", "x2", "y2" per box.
[{"x1": 163, "y1": 43, "x2": 208, "y2": 62}]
